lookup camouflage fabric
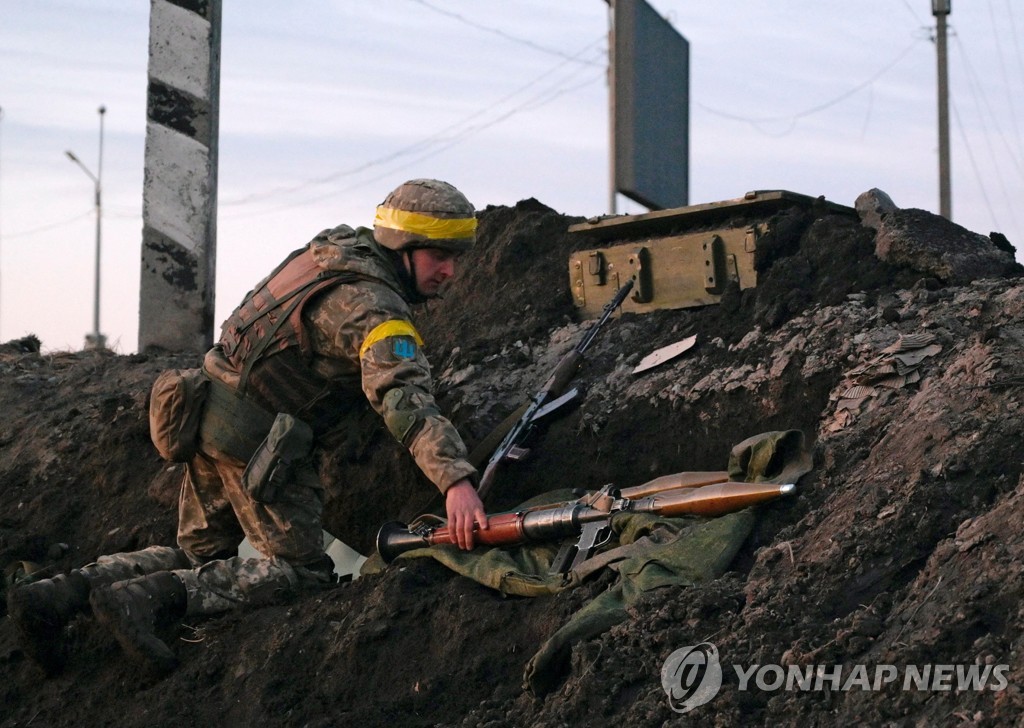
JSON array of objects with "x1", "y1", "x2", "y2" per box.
[
  {"x1": 204, "y1": 225, "x2": 476, "y2": 494},
  {"x1": 304, "y1": 226, "x2": 476, "y2": 491},
  {"x1": 373, "y1": 178, "x2": 477, "y2": 253},
  {"x1": 172, "y1": 555, "x2": 332, "y2": 616},
  {"x1": 375, "y1": 430, "x2": 813, "y2": 697},
  {"x1": 79, "y1": 493, "x2": 329, "y2": 619},
  {"x1": 77, "y1": 548, "x2": 323, "y2": 617},
  {"x1": 77, "y1": 545, "x2": 192, "y2": 584},
  {"x1": 177, "y1": 447, "x2": 326, "y2": 568},
  {"x1": 157, "y1": 225, "x2": 474, "y2": 609}
]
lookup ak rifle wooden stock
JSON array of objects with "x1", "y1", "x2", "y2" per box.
[
  {"x1": 476, "y1": 278, "x2": 635, "y2": 501},
  {"x1": 377, "y1": 479, "x2": 796, "y2": 567}
]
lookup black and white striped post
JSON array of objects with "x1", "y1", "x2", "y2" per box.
[{"x1": 139, "y1": 0, "x2": 222, "y2": 353}]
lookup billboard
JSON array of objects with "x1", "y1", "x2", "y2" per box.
[{"x1": 613, "y1": 0, "x2": 690, "y2": 210}]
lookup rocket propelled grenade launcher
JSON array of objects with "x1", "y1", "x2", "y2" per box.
[
  {"x1": 377, "y1": 479, "x2": 797, "y2": 573},
  {"x1": 476, "y1": 278, "x2": 635, "y2": 501}
]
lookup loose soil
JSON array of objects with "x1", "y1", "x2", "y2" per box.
[{"x1": 1, "y1": 196, "x2": 1023, "y2": 727}]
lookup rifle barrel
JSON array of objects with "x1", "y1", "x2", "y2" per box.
[
  {"x1": 474, "y1": 278, "x2": 634, "y2": 502},
  {"x1": 577, "y1": 278, "x2": 634, "y2": 353}
]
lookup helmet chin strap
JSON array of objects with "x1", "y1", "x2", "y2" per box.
[
  {"x1": 380, "y1": 244, "x2": 429, "y2": 303},
  {"x1": 401, "y1": 249, "x2": 430, "y2": 303},
  {"x1": 404, "y1": 249, "x2": 418, "y2": 291}
]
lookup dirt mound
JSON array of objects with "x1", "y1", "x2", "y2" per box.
[{"x1": 2, "y1": 197, "x2": 1023, "y2": 727}]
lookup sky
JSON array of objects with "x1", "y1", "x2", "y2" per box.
[{"x1": 1, "y1": 0, "x2": 1022, "y2": 353}]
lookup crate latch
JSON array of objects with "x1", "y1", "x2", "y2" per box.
[
  {"x1": 703, "y1": 235, "x2": 727, "y2": 294},
  {"x1": 627, "y1": 246, "x2": 652, "y2": 303}
]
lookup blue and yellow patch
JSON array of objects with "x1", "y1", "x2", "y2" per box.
[
  {"x1": 391, "y1": 336, "x2": 418, "y2": 360},
  {"x1": 360, "y1": 319, "x2": 425, "y2": 361}
]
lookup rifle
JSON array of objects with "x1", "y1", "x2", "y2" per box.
[
  {"x1": 377, "y1": 478, "x2": 796, "y2": 573},
  {"x1": 476, "y1": 278, "x2": 635, "y2": 501}
]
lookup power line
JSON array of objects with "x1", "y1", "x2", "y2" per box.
[
  {"x1": 1007, "y1": 0, "x2": 1024, "y2": 103},
  {"x1": 898, "y1": 0, "x2": 926, "y2": 26},
  {"x1": 218, "y1": 2, "x2": 607, "y2": 213},
  {"x1": 222, "y1": 68, "x2": 605, "y2": 219},
  {"x1": 951, "y1": 99, "x2": 999, "y2": 229},
  {"x1": 953, "y1": 31, "x2": 1024, "y2": 181},
  {"x1": 220, "y1": 37, "x2": 606, "y2": 216},
  {"x1": 949, "y1": 26, "x2": 1022, "y2": 238},
  {"x1": 989, "y1": 0, "x2": 1024, "y2": 163},
  {"x1": 696, "y1": 36, "x2": 924, "y2": 133},
  {"x1": 334, "y1": 74, "x2": 603, "y2": 192},
  {"x1": 406, "y1": 0, "x2": 602, "y2": 67},
  {"x1": 5, "y1": 209, "x2": 93, "y2": 239}
]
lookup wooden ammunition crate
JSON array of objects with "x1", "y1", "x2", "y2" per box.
[{"x1": 567, "y1": 190, "x2": 854, "y2": 318}]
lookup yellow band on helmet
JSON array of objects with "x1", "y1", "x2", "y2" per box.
[
  {"x1": 360, "y1": 319, "x2": 425, "y2": 359},
  {"x1": 374, "y1": 206, "x2": 477, "y2": 240}
]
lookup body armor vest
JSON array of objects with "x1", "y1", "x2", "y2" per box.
[{"x1": 218, "y1": 246, "x2": 388, "y2": 436}]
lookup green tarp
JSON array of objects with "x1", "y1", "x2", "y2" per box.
[{"x1": 364, "y1": 430, "x2": 811, "y2": 695}]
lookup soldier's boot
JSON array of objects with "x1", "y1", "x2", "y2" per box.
[
  {"x1": 89, "y1": 572, "x2": 187, "y2": 675},
  {"x1": 6, "y1": 571, "x2": 92, "y2": 675}
]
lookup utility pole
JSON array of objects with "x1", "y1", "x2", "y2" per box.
[
  {"x1": 139, "y1": 0, "x2": 221, "y2": 353},
  {"x1": 0, "y1": 105, "x2": 4, "y2": 342},
  {"x1": 933, "y1": 0, "x2": 952, "y2": 219},
  {"x1": 607, "y1": 0, "x2": 616, "y2": 215},
  {"x1": 66, "y1": 105, "x2": 106, "y2": 350}
]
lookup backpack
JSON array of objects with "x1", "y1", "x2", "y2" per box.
[{"x1": 148, "y1": 368, "x2": 210, "y2": 462}]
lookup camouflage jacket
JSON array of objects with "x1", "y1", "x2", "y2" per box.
[{"x1": 204, "y1": 225, "x2": 476, "y2": 494}]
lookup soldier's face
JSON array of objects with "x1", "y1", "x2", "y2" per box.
[{"x1": 408, "y1": 248, "x2": 459, "y2": 297}]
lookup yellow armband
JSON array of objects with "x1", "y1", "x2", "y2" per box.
[{"x1": 359, "y1": 320, "x2": 425, "y2": 360}]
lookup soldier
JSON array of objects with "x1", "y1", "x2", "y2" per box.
[{"x1": 7, "y1": 178, "x2": 489, "y2": 675}]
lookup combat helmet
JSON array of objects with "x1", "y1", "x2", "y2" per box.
[{"x1": 373, "y1": 179, "x2": 476, "y2": 253}]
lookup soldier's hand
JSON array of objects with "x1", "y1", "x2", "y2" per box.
[{"x1": 445, "y1": 479, "x2": 488, "y2": 550}]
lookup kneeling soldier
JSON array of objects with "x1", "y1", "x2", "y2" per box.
[{"x1": 8, "y1": 179, "x2": 489, "y2": 674}]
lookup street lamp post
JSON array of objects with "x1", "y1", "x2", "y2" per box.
[{"x1": 66, "y1": 105, "x2": 106, "y2": 350}]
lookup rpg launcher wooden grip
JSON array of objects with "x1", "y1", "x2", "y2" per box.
[{"x1": 376, "y1": 480, "x2": 796, "y2": 564}]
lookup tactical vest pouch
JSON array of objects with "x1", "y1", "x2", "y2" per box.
[
  {"x1": 149, "y1": 368, "x2": 210, "y2": 462},
  {"x1": 199, "y1": 379, "x2": 277, "y2": 462},
  {"x1": 242, "y1": 413, "x2": 314, "y2": 503}
]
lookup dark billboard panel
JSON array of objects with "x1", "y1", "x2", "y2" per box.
[{"x1": 614, "y1": 0, "x2": 690, "y2": 210}]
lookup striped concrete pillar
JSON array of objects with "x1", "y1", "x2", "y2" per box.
[{"x1": 139, "y1": 0, "x2": 222, "y2": 354}]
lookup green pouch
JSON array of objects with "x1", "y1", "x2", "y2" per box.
[{"x1": 242, "y1": 413, "x2": 314, "y2": 503}]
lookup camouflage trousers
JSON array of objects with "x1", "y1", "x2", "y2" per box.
[
  {"x1": 77, "y1": 447, "x2": 332, "y2": 617},
  {"x1": 81, "y1": 446, "x2": 331, "y2": 618},
  {"x1": 177, "y1": 446, "x2": 326, "y2": 568},
  {"x1": 80, "y1": 545, "x2": 192, "y2": 585},
  {"x1": 82, "y1": 546, "x2": 330, "y2": 616}
]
